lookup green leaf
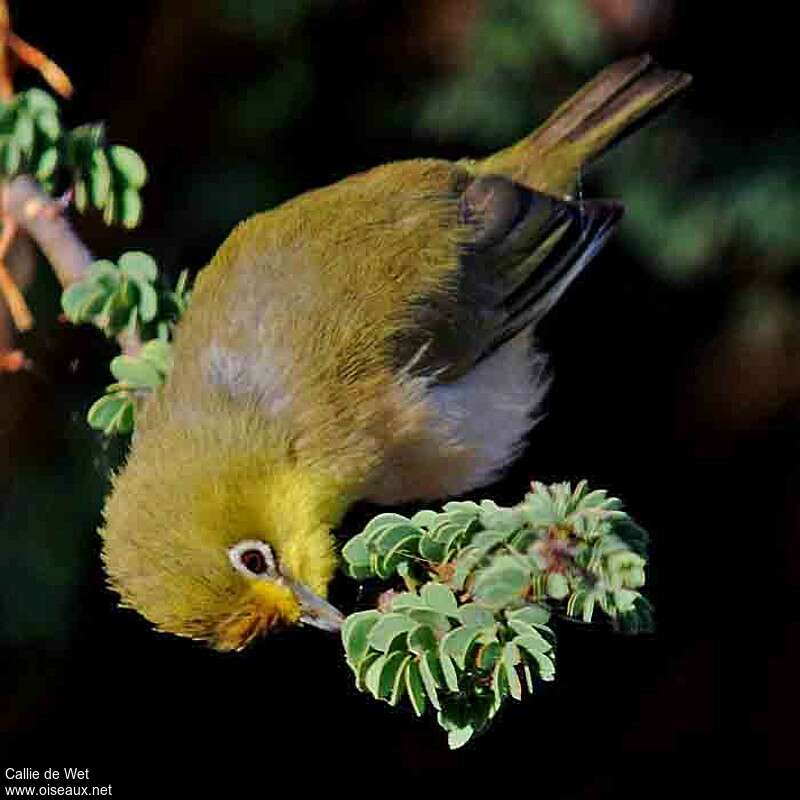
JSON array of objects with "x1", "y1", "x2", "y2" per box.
[
  {"x1": 526, "y1": 649, "x2": 556, "y2": 681},
  {"x1": 119, "y1": 251, "x2": 158, "y2": 283},
  {"x1": 492, "y1": 660, "x2": 509, "y2": 707},
  {"x1": 418, "y1": 535, "x2": 446, "y2": 563},
  {"x1": 374, "y1": 525, "x2": 420, "y2": 577},
  {"x1": 410, "y1": 510, "x2": 438, "y2": 528},
  {"x1": 612, "y1": 588, "x2": 640, "y2": 613},
  {"x1": 87, "y1": 393, "x2": 133, "y2": 435},
  {"x1": 341, "y1": 535, "x2": 370, "y2": 568},
  {"x1": 513, "y1": 631, "x2": 552, "y2": 658},
  {"x1": 407, "y1": 624, "x2": 437, "y2": 656},
  {"x1": 421, "y1": 583, "x2": 458, "y2": 617},
  {"x1": 506, "y1": 603, "x2": 551, "y2": 627},
  {"x1": 3, "y1": 140, "x2": 20, "y2": 174},
  {"x1": 360, "y1": 513, "x2": 411, "y2": 543},
  {"x1": 457, "y1": 603, "x2": 495, "y2": 628},
  {"x1": 66, "y1": 123, "x2": 105, "y2": 170},
  {"x1": 472, "y1": 555, "x2": 530, "y2": 607},
  {"x1": 418, "y1": 655, "x2": 442, "y2": 710},
  {"x1": 422, "y1": 650, "x2": 446, "y2": 688},
  {"x1": 405, "y1": 661, "x2": 427, "y2": 717},
  {"x1": 477, "y1": 640, "x2": 502, "y2": 671},
  {"x1": 102, "y1": 189, "x2": 116, "y2": 224},
  {"x1": 523, "y1": 664, "x2": 535, "y2": 694},
  {"x1": 438, "y1": 649, "x2": 459, "y2": 692},
  {"x1": 13, "y1": 113, "x2": 35, "y2": 152},
  {"x1": 377, "y1": 651, "x2": 410, "y2": 701},
  {"x1": 388, "y1": 655, "x2": 413, "y2": 706},
  {"x1": 118, "y1": 188, "x2": 143, "y2": 229},
  {"x1": 503, "y1": 643, "x2": 522, "y2": 701},
  {"x1": 372, "y1": 522, "x2": 419, "y2": 553},
  {"x1": 507, "y1": 619, "x2": 552, "y2": 648},
  {"x1": 61, "y1": 282, "x2": 104, "y2": 322},
  {"x1": 341, "y1": 610, "x2": 381, "y2": 667},
  {"x1": 364, "y1": 655, "x2": 387, "y2": 699},
  {"x1": 138, "y1": 340, "x2": 173, "y2": 376},
  {"x1": 546, "y1": 572, "x2": 570, "y2": 600},
  {"x1": 355, "y1": 651, "x2": 380, "y2": 692},
  {"x1": 389, "y1": 592, "x2": 430, "y2": 613},
  {"x1": 406, "y1": 608, "x2": 451, "y2": 636},
  {"x1": 442, "y1": 500, "x2": 481, "y2": 523},
  {"x1": 35, "y1": 111, "x2": 61, "y2": 142},
  {"x1": 86, "y1": 260, "x2": 120, "y2": 287},
  {"x1": 108, "y1": 145, "x2": 148, "y2": 188},
  {"x1": 441, "y1": 626, "x2": 483, "y2": 670},
  {"x1": 385, "y1": 629, "x2": 410, "y2": 655},
  {"x1": 447, "y1": 726, "x2": 474, "y2": 750},
  {"x1": 24, "y1": 88, "x2": 59, "y2": 115},
  {"x1": 36, "y1": 147, "x2": 59, "y2": 181},
  {"x1": 109, "y1": 355, "x2": 163, "y2": 389},
  {"x1": 479, "y1": 502, "x2": 521, "y2": 533},
  {"x1": 73, "y1": 177, "x2": 87, "y2": 212},
  {"x1": 90, "y1": 149, "x2": 112, "y2": 208},
  {"x1": 581, "y1": 593, "x2": 596, "y2": 623},
  {"x1": 134, "y1": 280, "x2": 158, "y2": 323},
  {"x1": 367, "y1": 613, "x2": 416, "y2": 652}
]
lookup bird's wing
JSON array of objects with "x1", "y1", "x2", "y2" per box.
[
  {"x1": 389, "y1": 174, "x2": 622, "y2": 382},
  {"x1": 389, "y1": 54, "x2": 691, "y2": 382}
]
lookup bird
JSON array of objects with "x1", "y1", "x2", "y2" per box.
[{"x1": 100, "y1": 55, "x2": 691, "y2": 651}]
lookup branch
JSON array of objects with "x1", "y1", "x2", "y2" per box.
[{"x1": 1, "y1": 175, "x2": 92, "y2": 287}]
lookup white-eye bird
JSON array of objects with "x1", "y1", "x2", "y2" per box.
[{"x1": 100, "y1": 55, "x2": 690, "y2": 650}]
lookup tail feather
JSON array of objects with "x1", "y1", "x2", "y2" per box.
[{"x1": 478, "y1": 54, "x2": 692, "y2": 195}]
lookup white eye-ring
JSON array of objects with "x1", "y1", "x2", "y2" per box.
[{"x1": 228, "y1": 540, "x2": 277, "y2": 578}]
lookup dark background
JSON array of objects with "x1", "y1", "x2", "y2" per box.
[{"x1": 1, "y1": 0, "x2": 789, "y2": 788}]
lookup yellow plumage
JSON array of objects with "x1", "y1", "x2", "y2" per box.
[{"x1": 100, "y1": 56, "x2": 690, "y2": 650}]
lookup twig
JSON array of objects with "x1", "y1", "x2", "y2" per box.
[
  {"x1": 7, "y1": 32, "x2": 74, "y2": 98},
  {"x1": 0, "y1": 1, "x2": 73, "y2": 99},
  {"x1": 0, "y1": 218, "x2": 32, "y2": 330}
]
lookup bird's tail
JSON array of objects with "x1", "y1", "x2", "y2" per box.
[{"x1": 478, "y1": 54, "x2": 692, "y2": 196}]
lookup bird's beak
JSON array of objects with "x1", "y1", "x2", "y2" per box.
[{"x1": 292, "y1": 582, "x2": 345, "y2": 632}]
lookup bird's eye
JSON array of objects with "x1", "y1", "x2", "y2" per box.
[
  {"x1": 228, "y1": 540, "x2": 277, "y2": 578},
  {"x1": 240, "y1": 549, "x2": 268, "y2": 574}
]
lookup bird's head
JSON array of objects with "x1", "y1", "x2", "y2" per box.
[{"x1": 99, "y1": 414, "x2": 348, "y2": 651}]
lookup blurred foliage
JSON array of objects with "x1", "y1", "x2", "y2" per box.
[{"x1": 418, "y1": 0, "x2": 606, "y2": 146}]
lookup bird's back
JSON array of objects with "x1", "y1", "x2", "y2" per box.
[{"x1": 146, "y1": 56, "x2": 690, "y2": 503}]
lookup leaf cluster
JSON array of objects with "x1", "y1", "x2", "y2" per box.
[
  {"x1": 61, "y1": 252, "x2": 189, "y2": 341},
  {"x1": 341, "y1": 481, "x2": 653, "y2": 747},
  {"x1": 0, "y1": 89, "x2": 147, "y2": 227},
  {"x1": 60, "y1": 252, "x2": 189, "y2": 435},
  {"x1": 85, "y1": 339, "x2": 173, "y2": 435},
  {"x1": 343, "y1": 586, "x2": 555, "y2": 749}
]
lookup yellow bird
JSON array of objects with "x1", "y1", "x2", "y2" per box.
[{"x1": 101, "y1": 55, "x2": 690, "y2": 650}]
